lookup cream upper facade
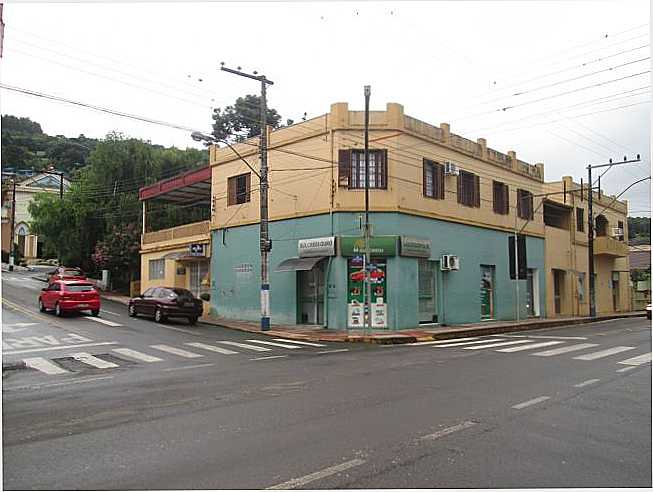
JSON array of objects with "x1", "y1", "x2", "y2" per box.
[{"x1": 210, "y1": 102, "x2": 546, "y2": 238}]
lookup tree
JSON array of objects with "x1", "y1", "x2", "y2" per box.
[
  {"x1": 92, "y1": 223, "x2": 141, "y2": 291},
  {"x1": 211, "y1": 94, "x2": 282, "y2": 142}
]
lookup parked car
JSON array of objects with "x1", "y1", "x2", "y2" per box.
[
  {"x1": 39, "y1": 280, "x2": 100, "y2": 317},
  {"x1": 47, "y1": 266, "x2": 86, "y2": 284},
  {"x1": 128, "y1": 287, "x2": 203, "y2": 324},
  {"x1": 646, "y1": 304, "x2": 651, "y2": 321}
]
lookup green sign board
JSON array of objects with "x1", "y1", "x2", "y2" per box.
[{"x1": 340, "y1": 236, "x2": 397, "y2": 257}]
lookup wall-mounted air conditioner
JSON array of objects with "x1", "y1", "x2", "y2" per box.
[
  {"x1": 441, "y1": 255, "x2": 460, "y2": 271},
  {"x1": 611, "y1": 227, "x2": 624, "y2": 238},
  {"x1": 444, "y1": 162, "x2": 459, "y2": 176}
]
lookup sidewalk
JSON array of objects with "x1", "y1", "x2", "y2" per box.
[{"x1": 96, "y1": 290, "x2": 646, "y2": 344}]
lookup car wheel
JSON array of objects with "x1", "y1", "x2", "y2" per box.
[
  {"x1": 188, "y1": 316, "x2": 198, "y2": 325},
  {"x1": 154, "y1": 308, "x2": 166, "y2": 323},
  {"x1": 91, "y1": 309, "x2": 100, "y2": 317},
  {"x1": 39, "y1": 299, "x2": 46, "y2": 312},
  {"x1": 128, "y1": 304, "x2": 137, "y2": 317},
  {"x1": 55, "y1": 302, "x2": 63, "y2": 317}
]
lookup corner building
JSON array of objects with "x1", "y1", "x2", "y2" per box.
[{"x1": 208, "y1": 102, "x2": 554, "y2": 329}]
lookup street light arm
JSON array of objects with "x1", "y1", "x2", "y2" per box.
[{"x1": 191, "y1": 131, "x2": 261, "y2": 180}]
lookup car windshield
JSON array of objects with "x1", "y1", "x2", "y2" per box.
[
  {"x1": 66, "y1": 284, "x2": 95, "y2": 292},
  {"x1": 63, "y1": 270, "x2": 83, "y2": 276}
]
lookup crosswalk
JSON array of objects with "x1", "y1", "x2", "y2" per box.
[
  {"x1": 415, "y1": 336, "x2": 650, "y2": 367},
  {"x1": 9, "y1": 338, "x2": 331, "y2": 378}
]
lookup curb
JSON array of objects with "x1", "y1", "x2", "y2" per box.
[{"x1": 198, "y1": 312, "x2": 646, "y2": 345}]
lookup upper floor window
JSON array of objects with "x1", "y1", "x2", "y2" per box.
[
  {"x1": 457, "y1": 170, "x2": 480, "y2": 208},
  {"x1": 227, "y1": 173, "x2": 251, "y2": 206},
  {"x1": 517, "y1": 189, "x2": 534, "y2": 220},
  {"x1": 492, "y1": 180, "x2": 509, "y2": 215},
  {"x1": 576, "y1": 207, "x2": 584, "y2": 232},
  {"x1": 617, "y1": 220, "x2": 625, "y2": 241},
  {"x1": 338, "y1": 149, "x2": 388, "y2": 190},
  {"x1": 423, "y1": 159, "x2": 444, "y2": 199}
]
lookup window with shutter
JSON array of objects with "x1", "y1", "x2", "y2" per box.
[
  {"x1": 457, "y1": 170, "x2": 479, "y2": 207},
  {"x1": 493, "y1": 181, "x2": 509, "y2": 215},
  {"x1": 227, "y1": 173, "x2": 251, "y2": 206},
  {"x1": 423, "y1": 159, "x2": 445, "y2": 200},
  {"x1": 517, "y1": 189, "x2": 534, "y2": 220},
  {"x1": 345, "y1": 149, "x2": 387, "y2": 189},
  {"x1": 338, "y1": 149, "x2": 351, "y2": 187}
]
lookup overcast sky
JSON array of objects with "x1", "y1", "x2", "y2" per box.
[{"x1": 1, "y1": 0, "x2": 650, "y2": 215}]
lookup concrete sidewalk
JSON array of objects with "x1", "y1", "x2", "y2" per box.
[{"x1": 96, "y1": 290, "x2": 647, "y2": 344}]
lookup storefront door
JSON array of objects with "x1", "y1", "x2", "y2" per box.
[
  {"x1": 298, "y1": 261, "x2": 325, "y2": 325},
  {"x1": 480, "y1": 265, "x2": 495, "y2": 320},
  {"x1": 418, "y1": 259, "x2": 438, "y2": 323}
]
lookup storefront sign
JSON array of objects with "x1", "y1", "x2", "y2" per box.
[
  {"x1": 340, "y1": 236, "x2": 397, "y2": 257},
  {"x1": 400, "y1": 236, "x2": 431, "y2": 257},
  {"x1": 347, "y1": 257, "x2": 388, "y2": 328},
  {"x1": 188, "y1": 243, "x2": 206, "y2": 257},
  {"x1": 371, "y1": 300, "x2": 388, "y2": 328},
  {"x1": 298, "y1": 236, "x2": 336, "y2": 258},
  {"x1": 348, "y1": 302, "x2": 364, "y2": 328}
]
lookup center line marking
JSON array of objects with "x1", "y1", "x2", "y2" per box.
[
  {"x1": 574, "y1": 379, "x2": 600, "y2": 388},
  {"x1": 316, "y1": 348, "x2": 350, "y2": 354},
  {"x1": 100, "y1": 310, "x2": 121, "y2": 316},
  {"x1": 512, "y1": 396, "x2": 550, "y2": 409},
  {"x1": 83, "y1": 316, "x2": 122, "y2": 327},
  {"x1": 250, "y1": 355, "x2": 288, "y2": 361},
  {"x1": 419, "y1": 420, "x2": 476, "y2": 441},
  {"x1": 266, "y1": 458, "x2": 366, "y2": 490},
  {"x1": 617, "y1": 366, "x2": 636, "y2": 373},
  {"x1": 163, "y1": 363, "x2": 214, "y2": 372}
]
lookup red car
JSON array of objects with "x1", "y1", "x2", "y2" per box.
[
  {"x1": 39, "y1": 280, "x2": 101, "y2": 317},
  {"x1": 47, "y1": 267, "x2": 86, "y2": 284}
]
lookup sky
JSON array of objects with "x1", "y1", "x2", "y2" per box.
[{"x1": 1, "y1": 0, "x2": 651, "y2": 216}]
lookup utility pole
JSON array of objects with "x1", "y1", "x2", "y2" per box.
[
  {"x1": 8, "y1": 177, "x2": 16, "y2": 271},
  {"x1": 586, "y1": 155, "x2": 640, "y2": 318},
  {"x1": 220, "y1": 63, "x2": 274, "y2": 331},
  {"x1": 363, "y1": 85, "x2": 371, "y2": 334}
]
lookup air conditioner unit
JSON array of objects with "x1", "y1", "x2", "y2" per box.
[
  {"x1": 448, "y1": 255, "x2": 460, "y2": 271},
  {"x1": 440, "y1": 255, "x2": 451, "y2": 271},
  {"x1": 611, "y1": 227, "x2": 624, "y2": 237},
  {"x1": 444, "y1": 162, "x2": 459, "y2": 176}
]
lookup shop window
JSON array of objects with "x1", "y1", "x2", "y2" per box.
[
  {"x1": 338, "y1": 149, "x2": 387, "y2": 189},
  {"x1": 457, "y1": 170, "x2": 480, "y2": 208},
  {"x1": 480, "y1": 265, "x2": 495, "y2": 320},
  {"x1": 577, "y1": 272, "x2": 586, "y2": 303},
  {"x1": 517, "y1": 189, "x2": 534, "y2": 220},
  {"x1": 227, "y1": 173, "x2": 251, "y2": 206},
  {"x1": 423, "y1": 159, "x2": 444, "y2": 199},
  {"x1": 576, "y1": 207, "x2": 584, "y2": 232},
  {"x1": 149, "y1": 259, "x2": 165, "y2": 280},
  {"x1": 492, "y1": 180, "x2": 509, "y2": 215}
]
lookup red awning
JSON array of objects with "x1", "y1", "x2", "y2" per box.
[{"x1": 139, "y1": 166, "x2": 211, "y2": 205}]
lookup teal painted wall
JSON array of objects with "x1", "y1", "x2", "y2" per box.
[{"x1": 211, "y1": 212, "x2": 546, "y2": 329}]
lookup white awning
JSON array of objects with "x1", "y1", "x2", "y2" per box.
[{"x1": 275, "y1": 256, "x2": 326, "y2": 272}]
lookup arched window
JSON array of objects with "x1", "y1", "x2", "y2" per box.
[{"x1": 595, "y1": 215, "x2": 608, "y2": 237}]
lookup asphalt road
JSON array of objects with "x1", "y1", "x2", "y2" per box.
[{"x1": 2, "y1": 269, "x2": 651, "y2": 489}]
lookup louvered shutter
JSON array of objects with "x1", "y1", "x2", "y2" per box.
[
  {"x1": 437, "y1": 163, "x2": 445, "y2": 199},
  {"x1": 227, "y1": 176, "x2": 236, "y2": 206},
  {"x1": 422, "y1": 159, "x2": 428, "y2": 196},
  {"x1": 338, "y1": 149, "x2": 351, "y2": 188},
  {"x1": 379, "y1": 149, "x2": 388, "y2": 189},
  {"x1": 474, "y1": 175, "x2": 480, "y2": 207},
  {"x1": 503, "y1": 185, "x2": 509, "y2": 214},
  {"x1": 457, "y1": 173, "x2": 463, "y2": 204},
  {"x1": 245, "y1": 173, "x2": 251, "y2": 202}
]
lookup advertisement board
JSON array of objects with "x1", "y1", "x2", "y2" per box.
[{"x1": 347, "y1": 256, "x2": 387, "y2": 328}]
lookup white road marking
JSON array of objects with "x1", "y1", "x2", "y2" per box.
[
  {"x1": 245, "y1": 339, "x2": 303, "y2": 349},
  {"x1": 407, "y1": 337, "x2": 478, "y2": 346},
  {"x1": 273, "y1": 338, "x2": 326, "y2": 347},
  {"x1": 532, "y1": 343, "x2": 599, "y2": 357},
  {"x1": 496, "y1": 341, "x2": 564, "y2": 353},
  {"x1": 100, "y1": 310, "x2": 121, "y2": 316},
  {"x1": 23, "y1": 357, "x2": 69, "y2": 375},
  {"x1": 419, "y1": 420, "x2": 476, "y2": 441},
  {"x1": 82, "y1": 316, "x2": 122, "y2": 327},
  {"x1": 574, "y1": 379, "x2": 600, "y2": 388},
  {"x1": 3, "y1": 341, "x2": 118, "y2": 355},
  {"x1": 163, "y1": 363, "x2": 214, "y2": 372},
  {"x1": 112, "y1": 348, "x2": 163, "y2": 363},
  {"x1": 502, "y1": 334, "x2": 588, "y2": 340},
  {"x1": 573, "y1": 346, "x2": 636, "y2": 361},
  {"x1": 316, "y1": 348, "x2": 350, "y2": 354},
  {"x1": 512, "y1": 396, "x2": 550, "y2": 409},
  {"x1": 4, "y1": 322, "x2": 38, "y2": 328},
  {"x1": 617, "y1": 352, "x2": 652, "y2": 366},
  {"x1": 250, "y1": 355, "x2": 288, "y2": 361},
  {"x1": 186, "y1": 342, "x2": 238, "y2": 355},
  {"x1": 157, "y1": 324, "x2": 203, "y2": 336},
  {"x1": 150, "y1": 344, "x2": 204, "y2": 358},
  {"x1": 617, "y1": 366, "x2": 636, "y2": 373},
  {"x1": 216, "y1": 340, "x2": 272, "y2": 352},
  {"x1": 463, "y1": 340, "x2": 534, "y2": 350},
  {"x1": 434, "y1": 339, "x2": 506, "y2": 348},
  {"x1": 266, "y1": 458, "x2": 366, "y2": 490},
  {"x1": 4, "y1": 375, "x2": 114, "y2": 392},
  {"x1": 70, "y1": 352, "x2": 119, "y2": 369}
]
